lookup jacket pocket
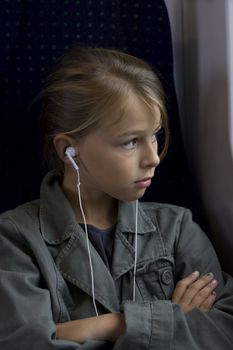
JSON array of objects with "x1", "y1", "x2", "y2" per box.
[{"x1": 136, "y1": 256, "x2": 175, "y2": 300}]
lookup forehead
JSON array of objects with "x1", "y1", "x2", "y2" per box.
[{"x1": 100, "y1": 93, "x2": 161, "y2": 133}]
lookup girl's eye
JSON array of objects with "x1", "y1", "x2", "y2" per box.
[
  {"x1": 122, "y1": 138, "x2": 137, "y2": 150},
  {"x1": 121, "y1": 129, "x2": 162, "y2": 150}
]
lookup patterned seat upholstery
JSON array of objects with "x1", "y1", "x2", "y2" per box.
[{"x1": 0, "y1": 0, "x2": 195, "y2": 215}]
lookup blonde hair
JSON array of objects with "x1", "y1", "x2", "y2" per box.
[{"x1": 40, "y1": 46, "x2": 169, "y2": 171}]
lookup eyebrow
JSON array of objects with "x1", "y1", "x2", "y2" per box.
[{"x1": 117, "y1": 126, "x2": 161, "y2": 139}]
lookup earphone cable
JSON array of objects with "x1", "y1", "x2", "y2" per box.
[
  {"x1": 76, "y1": 169, "x2": 99, "y2": 317},
  {"x1": 133, "y1": 199, "x2": 138, "y2": 302}
]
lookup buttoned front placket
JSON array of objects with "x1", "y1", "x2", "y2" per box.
[{"x1": 111, "y1": 201, "x2": 175, "y2": 303}]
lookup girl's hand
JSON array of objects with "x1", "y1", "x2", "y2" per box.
[
  {"x1": 56, "y1": 313, "x2": 125, "y2": 343},
  {"x1": 172, "y1": 271, "x2": 218, "y2": 312}
]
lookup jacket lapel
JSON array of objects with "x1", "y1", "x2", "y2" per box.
[
  {"x1": 39, "y1": 172, "x2": 161, "y2": 313},
  {"x1": 55, "y1": 225, "x2": 120, "y2": 313},
  {"x1": 111, "y1": 201, "x2": 160, "y2": 281},
  {"x1": 40, "y1": 171, "x2": 119, "y2": 313}
]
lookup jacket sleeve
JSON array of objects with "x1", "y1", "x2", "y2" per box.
[
  {"x1": 0, "y1": 218, "x2": 112, "y2": 350},
  {"x1": 114, "y1": 209, "x2": 233, "y2": 350}
]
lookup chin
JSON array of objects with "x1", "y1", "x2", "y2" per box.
[{"x1": 118, "y1": 190, "x2": 146, "y2": 202}]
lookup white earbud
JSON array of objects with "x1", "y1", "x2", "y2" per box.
[
  {"x1": 65, "y1": 146, "x2": 76, "y2": 158},
  {"x1": 65, "y1": 146, "x2": 79, "y2": 171}
]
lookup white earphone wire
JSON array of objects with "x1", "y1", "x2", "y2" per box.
[
  {"x1": 75, "y1": 168, "x2": 99, "y2": 317},
  {"x1": 133, "y1": 199, "x2": 138, "y2": 302},
  {"x1": 66, "y1": 147, "x2": 138, "y2": 307},
  {"x1": 65, "y1": 147, "x2": 98, "y2": 316}
]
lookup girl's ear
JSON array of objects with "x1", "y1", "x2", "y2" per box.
[{"x1": 53, "y1": 134, "x2": 78, "y2": 166}]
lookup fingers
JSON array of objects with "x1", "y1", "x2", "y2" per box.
[
  {"x1": 190, "y1": 275, "x2": 218, "y2": 308},
  {"x1": 199, "y1": 291, "x2": 217, "y2": 311},
  {"x1": 172, "y1": 271, "x2": 200, "y2": 303},
  {"x1": 172, "y1": 271, "x2": 218, "y2": 313}
]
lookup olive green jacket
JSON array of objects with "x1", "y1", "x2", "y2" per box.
[{"x1": 0, "y1": 171, "x2": 233, "y2": 349}]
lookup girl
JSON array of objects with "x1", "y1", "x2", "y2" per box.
[{"x1": 0, "y1": 46, "x2": 233, "y2": 349}]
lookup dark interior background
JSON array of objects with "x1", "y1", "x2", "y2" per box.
[{"x1": 0, "y1": 0, "x2": 200, "y2": 224}]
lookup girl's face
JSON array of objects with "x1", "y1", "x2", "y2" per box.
[{"x1": 74, "y1": 95, "x2": 161, "y2": 202}]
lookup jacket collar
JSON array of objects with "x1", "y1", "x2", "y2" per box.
[
  {"x1": 39, "y1": 170, "x2": 78, "y2": 244},
  {"x1": 39, "y1": 171, "x2": 158, "y2": 311},
  {"x1": 40, "y1": 170, "x2": 156, "y2": 244},
  {"x1": 117, "y1": 200, "x2": 156, "y2": 234},
  {"x1": 111, "y1": 201, "x2": 159, "y2": 281},
  {"x1": 39, "y1": 171, "x2": 119, "y2": 311}
]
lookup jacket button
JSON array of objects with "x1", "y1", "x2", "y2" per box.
[{"x1": 161, "y1": 269, "x2": 173, "y2": 285}]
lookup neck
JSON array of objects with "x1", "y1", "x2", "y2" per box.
[{"x1": 62, "y1": 172, "x2": 118, "y2": 229}]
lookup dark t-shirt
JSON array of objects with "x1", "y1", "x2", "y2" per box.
[{"x1": 80, "y1": 224, "x2": 115, "y2": 270}]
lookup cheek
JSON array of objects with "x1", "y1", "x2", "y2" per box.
[
  {"x1": 95, "y1": 157, "x2": 132, "y2": 181},
  {"x1": 83, "y1": 146, "x2": 136, "y2": 180},
  {"x1": 98, "y1": 162, "x2": 123, "y2": 178},
  {"x1": 81, "y1": 153, "x2": 111, "y2": 178}
]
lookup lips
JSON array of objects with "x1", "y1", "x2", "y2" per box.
[
  {"x1": 135, "y1": 177, "x2": 152, "y2": 183},
  {"x1": 134, "y1": 177, "x2": 152, "y2": 189}
]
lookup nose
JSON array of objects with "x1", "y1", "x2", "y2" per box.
[{"x1": 140, "y1": 141, "x2": 160, "y2": 169}]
